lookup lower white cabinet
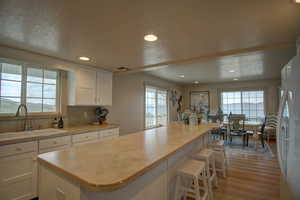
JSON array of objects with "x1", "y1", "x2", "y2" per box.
[
  {"x1": 39, "y1": 136, "x2": 72, "y2": 154},
  {"x1": 72, "y1": 131, "x2": 99, "y2": 146},
  {"x1": 0, "y1": 127, "x2": 119, "y2": 200},
  {"x1": 0, "y1": 141, "x2": 38, "y2": 200},
  {"x1": 99, "y1": 128, "x2": 119, "y2": 140}
]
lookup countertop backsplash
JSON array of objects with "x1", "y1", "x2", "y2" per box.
[{"x1": 0, "y1": 106, "x2": 111, "y2": 133}]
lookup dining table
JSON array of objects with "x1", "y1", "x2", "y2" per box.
[{"x1": 221, "y1": 120, "x2": 262, "y2": 146}]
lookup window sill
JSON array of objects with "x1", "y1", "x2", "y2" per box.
[{"x1": 0, "y1": 112, "x2": 60, "y2": 121}]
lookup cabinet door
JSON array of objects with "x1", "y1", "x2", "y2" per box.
[
  {"x1": 102, "y1": 72, "x2": 112, "y2": 106},
  {"x1": 0, "y1": 152, "x2": 37, "y2": 200},
  {"x1": 72, "y1": 131, "x2": 99, "y2": 146},
  {"x1": 76, "y1": 69, "x2": 97, "y2": 105},
  {"x1": 96, "y1": 71, "x2": 102, "y2": 105},
  {"x1": 39, "y1": 136, "x2": 71, "y2": 154},
  {"x1": 96, "y1": 71, "x2": 112, "y2": 106}
]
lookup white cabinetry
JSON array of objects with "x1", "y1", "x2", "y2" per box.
[
  {"x1": 0, "y1": 127, "x2": 119, "y2": 200},
  {"x1": 68, "y1": 68, "x2": 97, "y2": 106},
  {"x1": 96, "y1": 71, "x2": 113, "y2": 106},
  {"x1": 72, "y1": 131, "x2": 99, "y2": 146},
  {"x1": 39, "y1": 136, "x2": 71, "y2": 154},
  {"x1": 99, "y1": 128, "x2": 119, "y2": 141},
  {"x1": 0, "y1": 141, "x2": 38, "y2": 200},
  {"x1": 68, "y1": 69, "x2": 112, "y2": 106}
]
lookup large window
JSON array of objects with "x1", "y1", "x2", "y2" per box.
[
  {"x1": 221, "y1": 90, "x2": 264, "y2": 121},
  {"x1": 145, "y1": 86, "x2": 168, "y2": 129},
  {"x1": 0, "y1": 60, "x2": 59, "y2": 114}
]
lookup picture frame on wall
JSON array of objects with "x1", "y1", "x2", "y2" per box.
[{"x1": 190, "y1": 91, "x2": 210, "y2": 114}]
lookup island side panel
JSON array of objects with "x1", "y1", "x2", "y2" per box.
[
  {"x1": 38, "y1": 131, "x2": 210, "y2": 200},
  {"x1": 82, "y1": 132, "x2": 209, "y2": 200},
  {"x1": 81, "y1": 160, "x2": 168, "y2": 200},
  {"x1": 38, "y1": 162, "x2": 81, "y2": 200}
]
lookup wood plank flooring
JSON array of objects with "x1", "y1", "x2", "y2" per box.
[{"x1": 214, "y1": 143, "x2": 281, "y2": 200}]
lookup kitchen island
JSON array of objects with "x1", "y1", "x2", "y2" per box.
[{"x1": 38, "y1": 122, "x2": 218, "y2": 200}]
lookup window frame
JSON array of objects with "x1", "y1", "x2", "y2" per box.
[
  {"x1": 220, "y1": 89, "x2": 265, "y2": 122},
  {"x1": 0, "y1": 58, "x2": 60, "y2": 117},
  {"x1": 144, "y1": 85, "x2": 169, "y2": 129}
]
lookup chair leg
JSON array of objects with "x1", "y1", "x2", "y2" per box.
[
  {"x1": 246, "y1": 134, "x2": 249, "y2": 146},
  {"x1": 193, "y1": 177, "x2": 201, "y2": 200},
  {"x1": 174, "y1": 176, "x2": 181, "y2": 200},
  {"x1": 261, "y1": 135, "x2": 265, "y2": 148}
]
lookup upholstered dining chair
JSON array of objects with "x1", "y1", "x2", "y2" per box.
[{"x1": 228, "y1": 114, "x2": 247, "y2": 146}]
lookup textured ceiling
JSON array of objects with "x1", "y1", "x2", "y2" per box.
[
  {"x1": 0, "y1": 0, "x2": 299, "y2": 83},
  {"x1": 148, "y1": 47, "x2": 296, "y2": 83}
]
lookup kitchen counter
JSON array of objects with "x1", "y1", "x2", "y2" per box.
[
  {"x1": 0, "y1": 124, "x2": 119, "y2": 145},
  {"x1": 38, "y1": 122, "x2": 218, "y2": 193}
]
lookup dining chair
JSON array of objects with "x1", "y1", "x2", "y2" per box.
[
  {"x1": 228, "y1": 114, "x2": 247, "y2": 146},
  {"x1": 252, "y1": 118, "x2": 267, "y2": 150},
  {"x1": 265, "y1": 114, "x2": 278, "y2": 143}
]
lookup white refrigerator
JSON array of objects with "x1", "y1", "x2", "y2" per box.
[{"x1": 278, "y1": 37, "x2": 300, "y2": 200}]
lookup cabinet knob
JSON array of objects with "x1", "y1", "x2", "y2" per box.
[
  {"x1": 15, "y1": 147, "x2": 22, "y2": 151},
  {"x1": 53, "y1": 141, "x2": 57, "y2": 144}
]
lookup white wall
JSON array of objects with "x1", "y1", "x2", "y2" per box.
[
  {"x1": 183, "y1": 79, "x2": 280, "y2": 115},
  {"x1": 108, "y1": 73, "x2": 183, "y2": 135}
]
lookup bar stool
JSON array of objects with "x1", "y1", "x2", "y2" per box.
[
  {"x1": 209, "y1": 140, "x2": 225, "y2": 151},
  {"x1": 208, "y1": 140, "x2": 227, "y2": 178},
  {"x1": 193, "y1": 149, "x2": 218, "y2": 200},
  {"x1": 214, "y1": 150, "x2": 227, "y2": 178},
  {"x1": 174, "y1": 159, "x2": 209, "y2": 200}
]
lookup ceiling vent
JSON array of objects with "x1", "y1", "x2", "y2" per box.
[{"x1": 116, "y1": 66, "x2": 129, "y2": 72}]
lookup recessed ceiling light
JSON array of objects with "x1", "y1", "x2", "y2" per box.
[
  {"x1": 294, "y1": 0, "x2": 300, "y2": 3},
  {"x1": 194, "y1": 81, "x2": 199, "y2": 84},
  {"x1": 233, "y1": 78, "x2": 239, "y2": 81},
  {"x1": 229, "y1": 70, "x2": 235, "y2": 73},
  {"x1": 179, "y1": 75, "x2": 185, "y2": 78},
  {"x1": 144, "y1": 34, "x2": 158, "y2": 42},
  {"x1": 79, "y1": 56, "x2": 90, "y2": 61}
]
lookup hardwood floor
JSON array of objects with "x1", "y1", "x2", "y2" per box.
[{"x1": 214, "y1": 142, "x2": 281, "y2": 200}]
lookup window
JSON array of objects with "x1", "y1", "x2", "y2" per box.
[
  {"x1": 221, "y1": 90, "x2": 264, "y2": 121},
  {"x1": 145, "y1": 86, "x2": 168, "y2": 129},
  {"x1": 0, "y1": 60, "x2": 59, "y2": 114}
]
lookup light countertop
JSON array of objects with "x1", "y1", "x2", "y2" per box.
[
  {"x1": 38, "y1": 122, "x2": 218, "y2": 191},
  {"x1": 0, "y1": 124, "x2": 119, "y2": 145}
]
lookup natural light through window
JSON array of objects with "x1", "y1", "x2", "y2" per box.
[
  {"x1": 221, "y1": 90, "x2": 264, "y2": 121},
  {"x1": 0, "y1": 60, "x2": 59, "y2": 114},
  {"x1": 145, "y1": 86, "x2": 168, "y2": 129}
]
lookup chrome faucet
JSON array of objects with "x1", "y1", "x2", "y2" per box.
[{"x1": 16, "y1": 104, "x2": 32, "y2": 131}]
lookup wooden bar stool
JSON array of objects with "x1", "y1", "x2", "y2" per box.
[
  {"x1": 174, "y1": 159, "x2": 209, "y2": 200},
  {"x1": 208, "y1": 140, "x2": 227, "y2": 178},
  {"x1": 209, "y1": 140, "x2": 225, "y2": 151},
  {"x1": 193, "y1": 149, "x2": 218, "y2": 200},
  {"x1": 214, "y1": 150, "x2": 227, "y2": 178}
]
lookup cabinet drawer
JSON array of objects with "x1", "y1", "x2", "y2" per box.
[
  {"x1": 39, "y1": 136, "x2": 71, "y2": 151},
  {"x1": 0, "y1": 141, "x2": 37, "y2": 158},
  {"x1": 0, "y1": 177, "x2": 35, "y2": 200},
  {"x1": 72, "y1": 132, "x2": 98, "y2": 144},
  {"x1": 99, "y1": 128, "x2": 119, "y2": 141}
]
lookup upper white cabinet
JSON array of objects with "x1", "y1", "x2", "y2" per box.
[
  {"x1": 96, "y1": 71, "x2": 112, "y2": 106},
  {"x1": 68, "y1": 69, "x2": 112, "y2": 106}
]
